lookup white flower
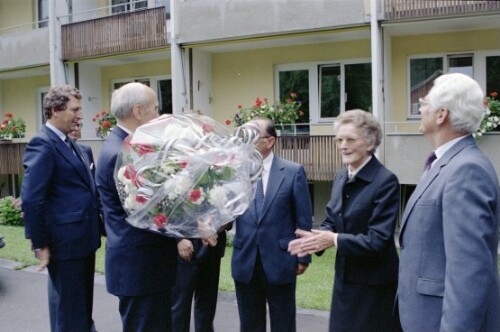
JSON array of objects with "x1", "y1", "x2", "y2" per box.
[{"x1": 208, "y1": 186, "x2": 227, "y2": 209}]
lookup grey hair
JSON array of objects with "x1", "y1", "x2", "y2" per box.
[
  {"x1": 111, "y1": 82, "x2": 151, "y2": 120},
  {"x1": 43, "y1": 85, "x2": 81, "y2": 119},
  {"x1": 427, "y1": 73, "x2": 484, "y2": 134},
  {"x1": 333, "y1": 109, "x2": 383, "y2": 152}
]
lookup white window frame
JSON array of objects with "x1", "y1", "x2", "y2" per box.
[
  {"x1": 36, "y1": 86, "x2": 50, "y2": 130},
  {"x1": 275, "y1": 58, "x2": 371, "y2": 124},
  {"x1": 111, "y1": 75, "x2": 171, "y2": 112},
  {"x1": 407, "y1": 52, "x2": 476, "y2": 120}
]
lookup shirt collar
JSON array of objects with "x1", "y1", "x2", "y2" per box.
[
  {"x1": 434, "y1": 135, "x2": 468, "y2": 161},
  {"x1": 348, "y1": 155, "x2": 372, "y2": 179},
  {"x1": 262, "y1": 151, "x2": 274, "y2": 174},
  {"x1": 45, "y1": 122, "x2": 67, "y2": 142}
]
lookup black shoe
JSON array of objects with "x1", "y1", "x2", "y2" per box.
[{"x1": 0, "y1": 239, "x2": 5, "y2": 248}]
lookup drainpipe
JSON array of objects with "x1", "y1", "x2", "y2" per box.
[
  {"x1": 170, "y1": 0, "x2": 189, "y2": 114},
  {"x1": 370, "y1": 0, "x2": 384, "y2": 159},
  {"x1": 49, "y1": 0, "x2": 66, "y2": 85}
]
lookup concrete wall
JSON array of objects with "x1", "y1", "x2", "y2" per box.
[
  {"x1": 176, "y1": 0, "x2": 369, "y2": 44},
  {"x1": 0, "y1": 28, "x2": 49, "y2": 71}
]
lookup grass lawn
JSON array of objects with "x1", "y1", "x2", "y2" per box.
[{"x1": 0, "y1": 225, "x2": 334, "y2": 310}]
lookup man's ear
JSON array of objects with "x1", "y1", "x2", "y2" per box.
[
  {"x1": 436, "y1": 108, "x2": 449, "y2": 126},
  {"x1": 131, "y1": 104, "x2": 143, "y2": 120}
]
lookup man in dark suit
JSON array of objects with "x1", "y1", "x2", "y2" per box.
[
  {"x1": 231, "y1": 118, "x2": 312, "y2": 332},
  {"x1": 21, "y1": 85, "x2": 101, "y2": 332},
  {"x1": 172, "y1": 228, "x2": 228, "y2": 332},
  {"x1": 95, "y1": 82, "x2": 178, "y2": 332},
  {"x1": 398, "y1": 73, "x2": 500, "y2": 331}
]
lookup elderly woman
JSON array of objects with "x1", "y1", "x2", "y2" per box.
[{"x1": 289, "y1": 110, "x2": 401, "y2": 331}]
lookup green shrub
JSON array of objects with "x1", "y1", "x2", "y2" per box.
[{"x1": 0, "y1": 196, "x2": 23, "y2": 226}]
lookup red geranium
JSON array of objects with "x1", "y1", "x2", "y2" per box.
[{"x1": 153, "y1": 213, "x2": 168, "y2": 228}]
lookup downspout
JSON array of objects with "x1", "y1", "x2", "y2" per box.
[
  {"x1": 170, "y1": 0, "x2": 189, "y2": 113},
  {"x1": 370, "y1": 0, "x2": 384, "y2": 160},
  {"x1": 48, "y1": 0, "x2": 66, "y2": 85}
]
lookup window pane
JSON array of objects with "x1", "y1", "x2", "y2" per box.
[
  {"x1": 134, "y1": 78, "x2": 150, "y2": 87},
  {"x1": 448, "y1": 54, "x2": 473, "y2": 77},
  {"x1": 158, "y1": 79, "x2": 172, "y2": 115},
  {"x1": 486, "y1": 56, "x2": 500, "y2": 96},
  {"x1": 320, "y1": 65, "x2": 341, "y2": 118},
  {"x1": 112, "y1": 0, "x2": 130, "y2": 13},
  {"x1": 409, "y1": 58, "x2": 443, "y2": 117},
  {"x1": 345, "y1": 63, "x2": 372, "y2": 112},
  {"x1": 38, "y1": 0, "x2": 48, "y2": 28},
  {"x1": 278, "y1": 70, "x2": 309, "y2": 124},
  {"x1": 135, "y1": 0, "x2": 148, "y2": 10}
]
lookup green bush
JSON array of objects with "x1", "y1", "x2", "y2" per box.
[{"x1": 0, "y1": 196, "x2": 23, "y2": 226}]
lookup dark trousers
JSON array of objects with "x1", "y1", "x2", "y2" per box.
[
  {"x1": 118, "y1": 289, "x2": 172, "y2": 332},
  {"x1": 171, "y1": 253, "x2": 222, "y2": 332},
  {"x1": 47, "y1": 254, "x2": 96, "y2": 332},
  {"x1": 234, "y1": 255, "x2": 296, "y2": 332}
]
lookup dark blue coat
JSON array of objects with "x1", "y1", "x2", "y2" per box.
[{"x1": 96, "y1": 126, "x2": 177, "y2": 296}]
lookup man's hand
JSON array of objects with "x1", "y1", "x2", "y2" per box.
[
  {"x1": 296, "y1": 263, "x2": 309, "y2": 275},
  {"x1": 201, "y1": 233, "x2": 218, "y2": 247},
  {"x1": 288, "y1": 229, "x2": 336, "y2": 257},
  {"x1": 177, "y1": 239, "x2": 194, "y2": 262},
  {"x1": 34, "y1": 247, "x2": 51, "y2": 271}
]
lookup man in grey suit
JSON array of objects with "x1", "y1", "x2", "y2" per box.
[
  {"x1": 398, "y1": 73, "x2": 500, "y2": 332},
  {"x1": 231, "y1": 117, "x2": 312, "y2": 332}
]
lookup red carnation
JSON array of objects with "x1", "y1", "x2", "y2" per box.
[
  {"x1": 135, "y1": 195, "x2": 148, "y2": 204},
  {"x1": 202, "y1": 123, "x2": 214, "y2": 133},
  {"x1": 134, "y1": 143, "x2": 155, "y2": 156},
  {"x1": 153, "y1": 213, "x2": 168, "y2": 228},
  {"x1": 189, "y1": 189, "x2": 202, "y2": 202},
  {"x1": 179, "y1": 160, "x2": 188, "y2": 168}
]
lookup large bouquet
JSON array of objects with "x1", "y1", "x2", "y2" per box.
[{"x1": 114, "y1": 113, "x2": 263, "y2": 238}]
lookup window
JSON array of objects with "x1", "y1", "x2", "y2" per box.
[
  {"x1": 276, "y1": 60, "x2": 372, "y2": 126},
  {"x1": 112, "y1": 76, "x2": 172, "y2": 114},
  {"x1": 408, "y1": 54, "x2": 473, "y2": 118},
  {"x1": 112, "y1": 0, "x2": 148, "y2": 14},
  {"x1": 486, "y1": 56, "x2": 500, "y2": 96},
  {"x1": 38, "y1": 0, "x2": 48, "y2": 28}
]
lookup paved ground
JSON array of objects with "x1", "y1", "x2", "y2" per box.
[{"x1": 0, "y1": 258, "x2": 329, "y2": 332}]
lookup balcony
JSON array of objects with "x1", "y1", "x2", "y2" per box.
[
  {"x1": 0, "y1": 136, "x2": 340, "y2": 182},
  {"x1": 384, "y1": 0, "x2": 500, "y2": 20},
  {"x1": 0, "y1": 141, "x2": 26, "y2": 175},
  {"x1": 274, "y1": 135, "x2": 341, "y2": 181},
  {"x1": 61, "y1": 7, "x2": 168, "y2": 60}
]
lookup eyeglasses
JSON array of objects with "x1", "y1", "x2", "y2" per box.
[
  {"x1": 334, "y1": 137, "x2": 360, "y2": 145},
  {"x1": 418, "y1": 98, "x2": 431, "y2": 109}
]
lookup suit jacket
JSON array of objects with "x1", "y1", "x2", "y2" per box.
[
  {"x1": 322, "y1": 156, "x2": 400, "y2": 285},
  {"x1": 95, "y1": 127, "x2": 177, "y2": 296},
  {"x1": 77, "y1": 144, "x2": 95, "y2": 179},
  {"x1": 22, "y1": 125, "x2": 100, "y2": 260},
  {"x1": 231, "y1": 155, "x2": 312, "y2": 284},
  {"x1": 398, "y1": 135, "x2": 500, "y2": 332}
]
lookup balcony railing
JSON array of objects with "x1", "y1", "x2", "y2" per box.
[
  {"x1": 275, "y1": 135, "x2": 341, "y2": 181},
  {"x1": 384, "y1": 0, "x2": 500, "y2": 20},
  {"x1": 0, "y1": 136, "x2": 341, "y2": 181},
  {"x1": 0, "y1": 141, "x2": 26, "y2": 175},
  {"x1": 61, "y1": 7, "x2": 168, "y2": 60}
]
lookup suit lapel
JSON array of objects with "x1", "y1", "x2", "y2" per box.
[
  {"x1": 399, "y1": 136, "x2": 473, "y2": 237},
  {"x1": 257, "y1": 156, "x2": 285, "y2": 222},
  {"x1": 43, "y1": 126, "x2": 95, "y2": 195}
]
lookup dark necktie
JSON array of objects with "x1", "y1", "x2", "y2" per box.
[
  {"x1": 422, "y1": 152, "x2": 437, "y2": 178},
  {"x1": 254, "y1": 179, "x2": 264, "y2": 216},
  {"x1": 64, "y1": 136, "x2": 72, "y2": 150}
]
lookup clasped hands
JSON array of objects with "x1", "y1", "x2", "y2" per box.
[{"x1": 288, "y1": 229, "x2": 337, "y2": 257}]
